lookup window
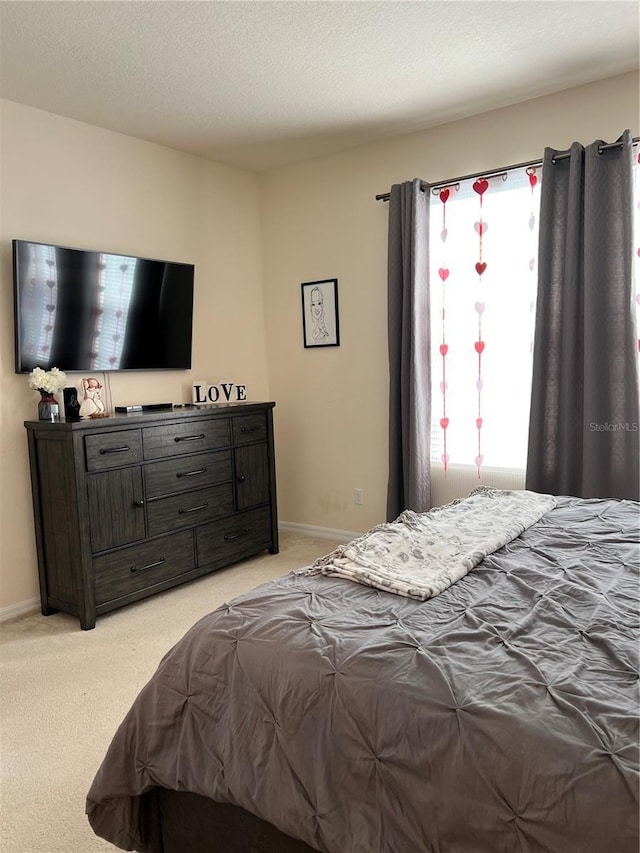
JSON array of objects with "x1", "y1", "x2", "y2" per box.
[
  {"x1": 429, "y1": 166, "x2": 541, "y2": 474},
  {"x1": 633, "y1": 142, "x2": 640, "y2": 356}
]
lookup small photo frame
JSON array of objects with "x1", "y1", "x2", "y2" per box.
[
  {"x1": 77, "y1": 375, "x2": 110, "y2": 419},
  {"x1": 301, "y1": 278, "x2": 340, "y2": 348}
]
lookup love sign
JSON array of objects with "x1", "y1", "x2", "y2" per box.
[{"x1": 192, "y1": 382, "x2": 247, "y2": 405}]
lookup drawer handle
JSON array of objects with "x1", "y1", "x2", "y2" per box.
[
  {"x1": 134, "y1": 499, "x2": 145, "y2": 508},
  {"x1": 240, "y1": 426, "x2": 261, "y2": 433},
  {"x1": 224, "y1": 527, "x2": 251, "y2": 541},
  {"x1": 100, "y1": 445, "x2": 131, "y2": 455},
  {"x1": 174, "y1": 434, "x2": 206, "y2": 443},
  {"x1": 237, "y1": 474, "x2": 246, "y2": 483},
  {"x1": 178, "y1": 501, "x2": 209, "y2": 515},
  {"x1": 130, "y1": 558, "x2": 165, "y2": 574},
  {"x1": 176, "y1": 467, "x2": 207, "y2": 478}
]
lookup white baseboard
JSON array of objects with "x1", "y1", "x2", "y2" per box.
[
  {"x1": 279, "y1": 521, "x2": 357, "y2": 543},
  {"x1": 0, "y1": 596, "x2": 40, "y2": 624}
]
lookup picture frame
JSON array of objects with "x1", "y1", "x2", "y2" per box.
[
  {"x1": 301, "y1": 278, "x2": 340, "y2": 348},
  {"x1": 77, "y1": 375, "x2": 111, "y2": 419}
]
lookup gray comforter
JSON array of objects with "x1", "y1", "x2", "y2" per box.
[{"x1": 87, "y1": 496, "x2": 639, "y2": 852}]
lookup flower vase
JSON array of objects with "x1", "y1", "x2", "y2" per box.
[{"x1": 38, "y1": 393, "x2": 60, "y2": 422}]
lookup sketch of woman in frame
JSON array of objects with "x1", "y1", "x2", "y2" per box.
[
  {"x1": 310, "y1": 286, "x2": 330, "y2": 342},
  {"x1": 301, "y1": 279, "x2": 340, "y2": 348}
]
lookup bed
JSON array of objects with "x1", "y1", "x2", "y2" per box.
[{"x1": 86, "y1": 491, "x2": 639, "y2": 853}]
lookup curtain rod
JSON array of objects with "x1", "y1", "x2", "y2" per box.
[{"x1": 375, "y1": 136, "x2": 640, "y2": 202}]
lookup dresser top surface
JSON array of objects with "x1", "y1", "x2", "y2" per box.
[{"x1": 25, "y1": 401, "x2": 275, "y2": 432}]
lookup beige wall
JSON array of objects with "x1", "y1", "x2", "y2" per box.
[
  {"x1": 260, "y1": 72, "x2": 639, "y2": 533},
  {"x1": 1, "y1": 72, "x2": 638, "y2": 614},
  {"x1": 0, "y1": 100, "x2": 269, "y2": 612}
]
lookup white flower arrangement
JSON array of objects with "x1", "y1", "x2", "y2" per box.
[{"x1": 28, "y1": 366, "x2": 68, "y2": 396}]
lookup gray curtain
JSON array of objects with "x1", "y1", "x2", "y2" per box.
[
  {"x1": 386, "y1": 179, "x2": 431, "y2": 520},
  {"x1": 526, "y1": 131, "x2": 639, "y2": 501}
]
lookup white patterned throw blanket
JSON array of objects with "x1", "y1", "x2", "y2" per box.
[{"x1": 307, "y1": 487, "x2": 557, "y2": 600}]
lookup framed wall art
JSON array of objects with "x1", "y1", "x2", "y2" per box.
[{"x1": 301, "y1": 278, "x2": 340, "y2": 348}]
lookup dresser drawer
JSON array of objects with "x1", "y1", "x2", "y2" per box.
[
  {"x1": 143, "y1": 418, "x2": 231, "y2": 461},
  {"x1": 147, "y1": 483, "x2": 234, "y2": 537},
  {"x1": 145, "y1": 450, "x2": 232, "y2": 499},
  {"x1": 232, "y1": 414, "x2": 267, "y2": 445},
  {"x1": 197, "y1": 506, "x2": 272, "y2": 565},
  {"x1": 85, "y1": 430, "x2": 143, "y2": 472},
  {"x1": 93, "y1": 530, "x2": 195, "y2": 605}
]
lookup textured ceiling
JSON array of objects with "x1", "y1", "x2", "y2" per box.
[{"x1": 0, "y1": 1, "x2": 638, "y2": 172}]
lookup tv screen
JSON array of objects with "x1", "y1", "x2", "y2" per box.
[{"x1": 13, "y1": 240, "x2": 194, "y2": 373}]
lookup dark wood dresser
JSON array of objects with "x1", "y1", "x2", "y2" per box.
[{"x1": 24, "y1": 402, "x2": 278, "y2": 629}]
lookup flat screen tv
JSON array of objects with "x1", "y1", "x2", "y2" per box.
[{"x1": 13, "y1": 240, "x2": 194, "y2": 373}]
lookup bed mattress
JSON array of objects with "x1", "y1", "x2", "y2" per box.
[{"x1": 87, "y1": 495, "x2": 639, "y2": 852}]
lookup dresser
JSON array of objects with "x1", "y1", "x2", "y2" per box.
[{"x1": 24, "y1": 402, "x2": 278, "y2": 629}]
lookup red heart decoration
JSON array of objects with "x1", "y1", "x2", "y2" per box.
[
  {"x1": 45, "y1": 304, "x2": 55, "y2": 312},
  {"x1": 473, "y1": 178, "x2": 488, "y2": 196},
  {"x1": 476, "y1": 417, "x2": 483, "y2": 429},
  {"x1": 440, "y1": 188, "x2": 450, "y2": 204},
  {"x1": 475, "y1": 341, "x2": 485, "y2": 354},
  {"x1": 439, "y1": 344, "x2": 448, "y2": 357},
  {"x1": 529, "y1": 215, "x2": 536, "y2": 231},
  {"x1": 476, "y1": 379, "x2": 484, "y2": 391},
  {"x1": 46, "y1": 279, "x2": 55, "y2": 288},
  {"x1": 474, "y1": 301, "x2": 486, "y2": 315},
  {"x1": 529, "y1": 173, "x2": 538, "y2": 189},
  {"x1": 440, "y1": 381, "x2": 448, "y2": 392},
  {"x1": 45, "y1": 324, "x2": 53, "y2": 332},
  {"x1": 441, "y1": 228, "x2": 448, "y2": 242},
  {"x1": 475, "y1": 262, "x2": 487, "y2": 276},
  {"x1": 474, "y1": 221, "x2": 487, "y2": 236},
  {"x1": 475, "y1": 454, "x2": 484, "y2": 468},
  {"x1": 45, "y1": 259, "x2": 54, "y2": 266},
  {"x1": 438, "y1": 267, "x2": 449, "y2": 281},
  {"x1": 441, "y1": 453, "x2": 449, "y2": 465},
  {"x1": 109, "y1": 357, "x2": 118, "y2": 364},
  {"x1": 529, "y1": 258, "x2": 535, "y2": 271},
  {"x1": 440, "y1": 417, "x2": 449, "y2": 430},
  {"x1": 92, "y1": 307, "x2": 104, "y2": 316},
  {"x1": 115, "y1": 310, "x2": 123, "y2": 318}
]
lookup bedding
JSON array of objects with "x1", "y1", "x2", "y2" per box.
[
  {"x1": 307, "y1": 486, "x2": 556, "y2": 599},
  {"x1": 87, "y1": 494, "x2": 639, "y2": 853}
]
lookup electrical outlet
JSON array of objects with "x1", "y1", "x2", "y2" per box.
[{"x1": 354, "y1": 488, "x2": 364, "y2": 505}]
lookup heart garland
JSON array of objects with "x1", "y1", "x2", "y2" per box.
[
  {"x1": 433, "y1": 164, "x2": 549, "y2": 477},
  {"x1": 439, "y1": 186, "x2": 452, "y2": 472},
  {"x1": 527, "y1": 166, "x2": 540, "y2": 374},
  {"x1": 472, "y1": 177, "x2": 490, "y2": 477}
]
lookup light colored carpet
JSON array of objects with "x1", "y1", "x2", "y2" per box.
[{"x1": 0, "y1": 532, "x2": 342, "y2": 853}]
